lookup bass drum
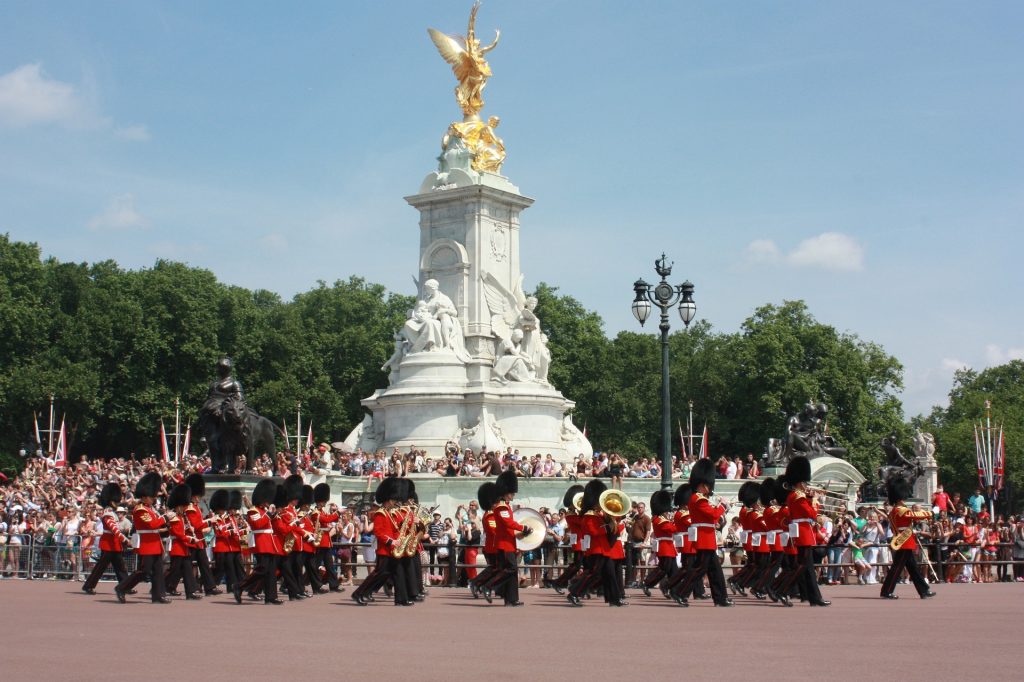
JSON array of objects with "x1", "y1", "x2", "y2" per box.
[{"x1": 513, "y1": 508, "x2": 546, "y2": 552}]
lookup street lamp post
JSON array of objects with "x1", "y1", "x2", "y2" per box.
[{"x1": 632, "y1": 254, "x2": 697, "y2": 491}]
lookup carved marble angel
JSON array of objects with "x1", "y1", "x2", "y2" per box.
[{"x1": 481, "y1": 271, "x2": 551, "y2": 383}]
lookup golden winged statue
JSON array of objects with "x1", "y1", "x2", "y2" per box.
[{"x1": 428, "y1": 2, "x2": 500, "y2": 122}]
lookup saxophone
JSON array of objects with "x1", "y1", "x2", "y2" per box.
[
  {"x1": 312, "y1": 510, "x2": 324, "y2": 546},
  {"x1": 890, "y1": 526, "x2": 914, "y2": 550},
  {"x1": 393, "y1": 506, "x2": 418, "y2": 558}
]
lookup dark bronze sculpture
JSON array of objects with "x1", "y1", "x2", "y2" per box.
[
  {"x1": 876, "y1": 430, "x2": 922, "y2": 498},
  {"x1": 767, "y1": 402, "x2": 848, "y2": 466},
  {"x1": 197, "y1": 357, "x2": 277, "y2": 473}
]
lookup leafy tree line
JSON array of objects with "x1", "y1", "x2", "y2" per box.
[{"x1": 2, "y1": 234, "x2": 1016, "y2": 498}]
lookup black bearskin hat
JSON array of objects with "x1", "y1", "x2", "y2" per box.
[
  {"x1": 314, "y1": 483, "x2": 331, "y2": 505},
  {"x1": 886, "y1": 477, "x2": 914, "y2": 505},
  {"x1": 300, "y1": 485, "x2": 315, "y2": 507},
  {"x1": 738, "y1": 481, "x2": 761, "y2": 509},
  {"x1": 689, "y1": 458, "x2": 716, "y2": 493},
  {"x1": 785, "y1": 455, "x2": 812, "y2": 485},
  {"x1": 759, "y1": 478, "x2": 777, "y2": 507},
  {"x1": 273, "y1": 483, "x2": 288, "y2": 508},
  {"x1": 374, "y1": 477, "x2": 399, "y2": 504},
  {"x1": 228, "y1": 490, "x2": 243, "y2": 511},
  {"x1": 582, "y1": 479, "x2": 607, "y2": 512},
  {"x1": 405, "y1": 478, "x2": 417, "y2": 501},
  {"x1": 184, "y1": 473, "x2": 205, "y2": 498},
  {"x1": 674, "y1": 483, "x2": 693, "y2": 508},
  {"x1": 251, "y1": 478, "x2": 277, "y2": 507},
  {"x1": 650, "y1": 489, "x2": 673, "y2": 516},
  {"x1": 562, "y1": 484, "x2": 585, "y2": 510},
  {"x1": 496, "y1": 469, "x2": 519, "y2": 497},
  {"x1": 209, "y1": 489, "x2": 229, "y2": 512},
  {"x1": 167, "y1": 483, "x2": 192, "y2": 509},
  {"x1": 477, "y1": 482, "x2": 498, "y2": 512},
  {"x1": 284, "y1": 474, "x2": 304, "y2": 503},
  {"x1": 134, "y1": 471, "x2": 163, "y2": 499},
  {"x1": 774, "y1": 474, "x2": 790, "y2": 506},
  {"x1": 99, "y1": 482, "x2": 122, "y2": 508}
]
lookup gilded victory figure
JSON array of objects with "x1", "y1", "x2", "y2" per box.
[{"x1": 429, "y1": 2, "x2": 506, "y2": 174}]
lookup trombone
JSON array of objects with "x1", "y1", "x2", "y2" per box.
[{"x1": 805, "y1": 481, "x2": 852, "y2": 515}]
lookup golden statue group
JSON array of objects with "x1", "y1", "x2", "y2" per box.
[{"x1": 429, "y1": 2, "x2": 506, "y2": 173}]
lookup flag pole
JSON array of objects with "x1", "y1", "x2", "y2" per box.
[
  {"x1": 687, "y1": 400, "x2": 694, "y2": 463},
  {"x1": 174, "y1": 397, "x2": 181, "y2": 464},
  {"x1": 296, "y1": 401, "x2": 302, "y2": 454},
  {"x1": 48, "y1": 394, "x2": 55, "y2": 453}
]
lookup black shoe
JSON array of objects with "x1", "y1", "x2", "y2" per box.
[
  {"x1": 470, "y1": 583, "x2": 480, "y2": 599},
  {"x1": 810, "y1": 600, "x2": 831, "y2": 607},
  {"x1": 185, "y1": 593, "x2": 203, "y2": 600},
  {"x1": 920, "y1": 591, "x2": 936, "y2": 599},
  {"x1": 482, "y1": 588, "x2": 493, "y2": 604},
  {"x1": 752, "y1": 590, "x2": 767, "y2": 601},
  {"x1": 693, "y1": 594, "x2": 711, "y2": 600},
  {"x1": 167, "y1": 591, "x2": 182, "y2": 597},
  {"x1": 266, "y1": 599, "x2": 284, "y2": 605},
  {"x1": 504, "y1": 601, "x2": 525, "y2": 607},
  {"x1": 329, "y1": 586, "x2": 344, "y2": 592},
  {"x1": 233, "y1": 586, "x2": 242, "y2": 604},
  {"x1": 779, "y1": 595, "x2": 793, "y2": 607},
  {"x1": 567, "y1": 595, "x2": 582, "y2": 607},
  {"x1": 609, "y1": 600, "x2": 627, "y2": 607},
  {"x1": 153, "y1": 597, "x2": 172, "y2": 604},
  {"x1": 397, "y1": 601, "x2": 415, "y2": 606},
  {"x1": 881, "y1": 593, "x2": 899, "y2": 600},
  {"x1": 248, "y1": 592, "x2": 260, "y2": 601},
  {"x1": 670, "y1": 592, "x2": 688, "y2": 607},
  {"x1": 206, "y1": 588, "x2": 223, "y2": 596},
  {"x1": 351, "y1": 593, "x2": 367, "y2": 606},
  {"x1": 715, "y1": 598, "x2": 735, "y2": 607},
  {"x1": 115, "y1": 588, "x2": 126, "y2": 604},
  {"x1": 728, "y1": 580, "x2": 739, "y2": 595},
  {"x1": 127, "y1": 589, "x2": 137, "y2": 595},
  {"x1": 413, "y1": 594, "x2": 426, "y2": 602},
  {"x1": 81, "y1": 586, "x2": 96, "y2": 595},
  {"x1": 642, "y1": 585, "x2": 652, "y2": 597}
]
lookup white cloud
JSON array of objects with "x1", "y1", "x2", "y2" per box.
[
  {"x1": 87, "y1": 194, "x2": 149, "y2": 230},
  {"x1": 940, "y1": 357, "x2": 968, "y2": 372},
  {"x1": 984, "y1": 344, "x2": 1024, "y2": 365},
  {"x1": 742, "y1": 232, "x2": 864, "y2": 271},
  {"x1": 743, "y1": 238, "x2": 781, "y2": 263},
  {"x1": 114, "y1": 124, "x2": 150, "y2": 141},
  {"x1": 0, "y1": 63, "x2": 87, "y2": 128},
  {"x1": 787, "y1": 232, "x2": 864, "y2": 271},
  {"x1": 258, "y1": 233, "x2": 288, "y2": 251}
]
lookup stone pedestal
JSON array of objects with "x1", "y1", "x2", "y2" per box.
[{"x1": 915, "y1": 454, "x2": 939, "y2": 504}]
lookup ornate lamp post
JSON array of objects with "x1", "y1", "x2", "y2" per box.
[{"x1": 632, "y1": 254, "x2": 697, "y2": 490}]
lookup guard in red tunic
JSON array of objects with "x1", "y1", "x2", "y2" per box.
[
  {"x1": 548, "y1": 484, "x2": 584, "y2": 594},
  {"x1": 352, "y1": 477, "x2": 411, "y2": 606},
  {"x1": 297, "y1": 485, "x2": 323, "y2": 593},
  {"x1": 567, "y1": 479, "x2": 616, "y2": 606},
  {"x1": 115, "y1": 472, "x2": 170, "y2": 604},
  {"x1": 164, "y1": 483, "x2": 203, "y2": 599},
  {"x1": 780, "y1": 456, "x2": 830, "y2": 606},
  {"x1": 668, "y1": 459, "x2": 732, "y2": 606},
  {"x1": 209, "y1": 489, "x2": 242, "y2": 601},
  {"x1": 751, "y1": 477, "x2": 783, "y2": 598},
  {"x1": 642, "y1": 489, "x2": 678, "y2": 597},
  {"x1": 183, "y1": 473, "x2": 219, "y2": 595},
  {"x1": 469, "y1": 482, "x2": 499, "y2": 598},
  {"x1": 83, "y1": 482, "x2": 131, "y2": 594},
  {"x1": 238, "y1": 478, "x2": 284, "y2": 604},
  {"x1": 311, "y1": 483, "x2": 342, "y2": 593},
  {"x1": 481, "y1": 470, "x2": 530, "y2": 606},
  {"x1": 880, "y1": 478, "x2": 936, "y2": 600},
  {"x1": 727, "y1": 481, "x2": 762, "y2": 596},
  {"x1": 274, "y1": 475, "x2": 308, "y2": 600}
]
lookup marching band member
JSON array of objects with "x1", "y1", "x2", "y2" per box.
[
  {"x1": 405, "y1": 484, "x2": 426, "y2": 602},
  {"x1": 548, "y1": 484, "x2": 584, "y2": 594},
  {"x1": 298, "y1": 485, "x2": 323, "y2": 593},
  {"x1": 566, "y1": 479, "x2": 615, "y2": 606},
  {"x1": 668, "y1": 459, "x2": 732, "y2": 606},
  {"x1": 82, "y1": 481, "x2": 131, "y2": 595},
  {"x1": 745, "y1": 482, "x2": 771, "y2": 600},
  {"x1": 662, "y1": 483, "x2": 706, "y2": 603},
  {"x1": 751, "y1": 477, "x2": 783, "y2": 599},
  {"x1": 238, "y1": 478, "x2": 283, "y2": 605},
  {"x1": 353, "y1": 477, "x2": 411, "y2": 606},
  {"x1": 469, "y1": 482, "x2": 499, "y2": 598},
  {"x1": 769, "y1": 474, "x2": 801, "y2": 605},
  {"x1": 481, "y1": 470, "x2": 530, "y2": 606},
  {"x1": 164, "y1": 483, "x2": 203, "y2": 599},
  {"x1": 209, "y1": 489, "x2": 241, "y2": 600},
  {"x1": 605, "y1": 503, "x2": 628, "y2": 606},
  {"x1": 312, "y1": 483, "x2": 343, "y2": 593},
  {"x1": 880, "y1": 478, "x2": 936, "y2": 600},
  {"x1": 274, "y1": 476, "x2": 308, "y2": 600},
  {"x1": 641, "y1": 489, "x2": 677, "y2": 597},
  {"x1": 183, "y1": 473, "x2": 220, "y2": 595},
  {"x1": 728, "y1": 481, "x2": 762, "y2": 595},
  {"x1": 115, "y1": 472, "x2": 170, "y2": 604},
  {"x1": 780, "y1": 456, "x2": 830, "y2": 607}
]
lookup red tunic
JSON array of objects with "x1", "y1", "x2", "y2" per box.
[
  {"x1": 492, "y1": 501, "x2": 525, "y2": 553},
  {"x1": 167, "y1": 515, "x2": 195, "y2": 558},
  {"x1": 674, "y1": 509, "x2": 694, "y2": 555},
  {"x1": 98, "y1": 509, "x2": 127, "y2": 552},
  {"x1": 299, "y1": 513, "x2": 316, "y2": 553},
  {"x1": 184, "y1": 503, "x2": 207, "y2": 549},
  {"x1": 564, "y1": 513, "x2": 582, "y2": 552},
  {"x1": 372, "y1": 508, "x2": 399, "y2": 558},
  {"x1": 247, "y1": 506, "x2": 281, "y2": 555},
  {"x1": 132, "y1": 504, "x2": 166, "y2": 556},
  {"x1": 580, "y1": 511, "x2": 610, "y2": 556},
  {"x1": 213, "y1": 515, "x2": 242, "y2": 554},
  {"x1": 276, "y1": 505, "x2": 302, "y2": 554},
  {"x1": 482, "y1": 510, "x2": 498, "y2": 555},
  {"x1": 687, "y1": 493, "x2": 726, "y2": 551},
  {"x1": 785, "y1": 490, "x2": 818, "y2": 548},
  {"x1": 652, "y1": 515, "x2": 678, "y2": 558},
  {"x1": 607, "y1": 521, "x2": 626, "y2": 559},
  {"x1": 750, "y1": 509, "x2": 770, "y2": 554},
  {"x1": 315, "y1": 508, "x2": 340, "y2": 550},
  {"x1": 889, "y1": 505, "x2": 932, "y2": 551}
]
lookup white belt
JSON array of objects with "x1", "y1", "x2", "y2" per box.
[
  {"x1": 791, "y1": 518, "x2": 815, "y2": 524},
  {"x1": 251, "y1": 529, "x2": 273, "y2": 534},
  {"x1": 690, "y1": 523, "x2": 714, "y2": 527},
  {"x1": 136, "y1": 530, "x2": 160, "y2": 534}
]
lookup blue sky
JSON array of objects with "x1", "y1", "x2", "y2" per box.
[{"x1": 1, "y1": 1, "x2": 1022, "y2": 418}]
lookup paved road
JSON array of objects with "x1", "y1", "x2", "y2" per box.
[{"x1": 0, "y1": 581, "x2": 1018, "y2": 681}]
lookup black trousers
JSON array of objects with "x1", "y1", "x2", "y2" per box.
[
  {"x1": 213, "y1": 551, "x2": 243, "y2": 591},
  {"x1": 794, "y1": 547, "x2": 823, "y2": 602},
  {"x1": 625, "y1": 543, "x2": 644, "y2": 584},
  {"x1": 301, "y1": 551, "x2": 323, "y2": 591},
  {"x1": 239, "y1": 552, "x2": 279, "y2": 602},
  {"x1": 83, "y1": 549, "x2": 129, "y2": 590},
  {"x1": 279, "y1": 552, "x2": 303, "y2": 597},
  {"x1": 354, "y1": 555, "x2": 389, "y2": 599},
  {"x1": 643, "y1": 555, "x2": 679, "y2": 589},
  {"x1": 191, "y1": 547, "x2": 216, "y2": 593},
  {"x1": 487, "y1": 551, "x2": 520, "y2": 604},
  {"x1": 553, "y1": 552, "x2": 583, "y2": 587},
  {"x1": 881, "y1": 548, "x2": 930, "y2": 597},
  {"x1": 673, "y1": 550, "x2": 727, "y2": 603},
  {"x1": 386, "y1": 556, "x2": 410, "y2": 604},
  {"x1": 611, "y1": 558, "x2": 626, "y2": 602},
  {"x1": 165, "y1": 554, "x2": 200, "y2": 596},
  {"x1": 117, "y1": 553, "x2": 166, "y2": 601},
  {"x1": 754, "y1": 551, "x2": 783, "y2": 593},
  {"x1": 410, "y1": 553, "x2": 424, "y2": 595},
  {"x1": 313, "y1": 547, "x2": 340, "y2": 589}
]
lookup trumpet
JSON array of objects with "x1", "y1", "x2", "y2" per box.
[{"x1": 805, "y1": 482, "x2": 852, "y2": 514}]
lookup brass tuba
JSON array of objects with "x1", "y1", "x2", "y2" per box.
[
  {"x1": 890, "y1": 527, "x2": 914, "y2": 550},
  {"x1": 598, "y1": 489, "x2": 632, "y2": 518}
]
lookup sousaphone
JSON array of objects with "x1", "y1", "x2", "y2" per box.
[{"x1": 599, "y1": 489, "x2": 632, "y2": 517}]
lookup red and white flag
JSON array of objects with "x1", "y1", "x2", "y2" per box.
[
  {"x1": 181, "y1": 425, "x2": 191, "y2": 461},
  {"x1": 54, "y1": 416, "x2": 67, "y2": 468},
  {"x1": 995, "y1": 427, "x2": 1005, "y2": 491},
  {"x1": 160, "y1": 420, "x2": 170, "y2": 462},
  {"x1": 678, "y1": 419, "x2": 687, "y2": 458},
  {"x1": 974, "y1": 425, "x2": 985, "y2": 488},
  {"x1": 306, "y1": 423, "x2": 313, "y2": 453},
  {"x1": 282, "y1": 421, "x2": 291, "y2": 452},
  {"x1": 698, "y1": 422, "x2": 709, "y2": 459},
  {"x1": 33, "y1": 411, "x2": 42, "y2": 448}
]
